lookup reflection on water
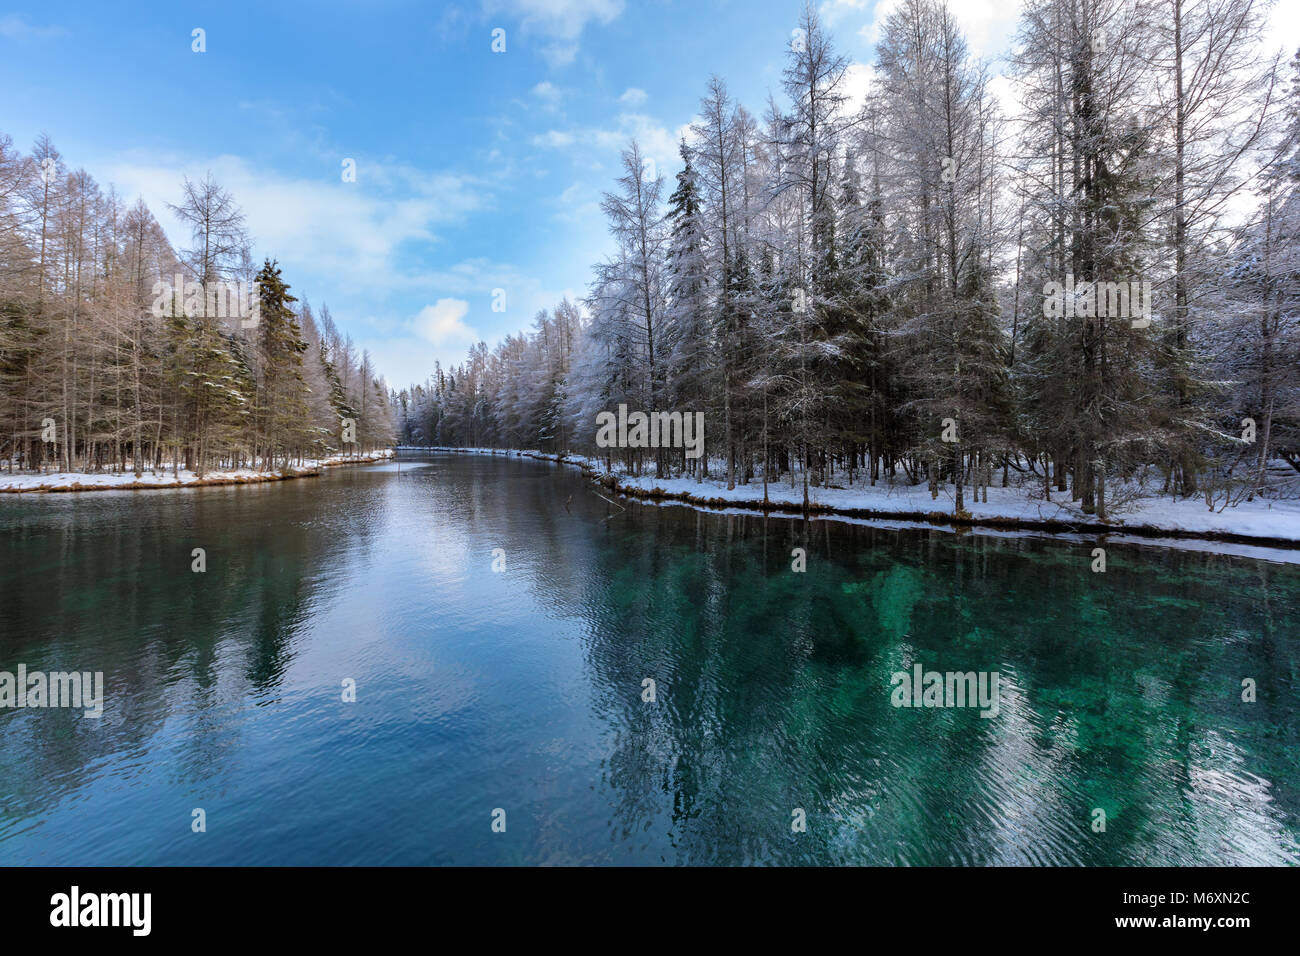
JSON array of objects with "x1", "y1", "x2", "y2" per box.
[{"x1": 0, "y1": 453, "x2": 1297, "y2": 865}]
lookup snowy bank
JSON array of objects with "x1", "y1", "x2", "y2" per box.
[
  {"x1": 402, "y1": 445, "x2": 1300, "y2": 548},
  {"x1": 0, "y1": 450, "x2": 394, "y2": 494}
]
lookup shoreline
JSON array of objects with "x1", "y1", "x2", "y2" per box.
[
  {"x1": 0, "y1": 450, "x2": 395, "y2": 494},
  {"x1": 404, "y1": 445, "x2": 1300, "y2": 551}
]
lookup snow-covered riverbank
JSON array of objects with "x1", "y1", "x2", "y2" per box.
[
  {"x1": 404, "y1": 445, "x2": 1300, "y2": 547},
  {"x1": 0, "y1": 450, "x2": 395, "y2": 493}
]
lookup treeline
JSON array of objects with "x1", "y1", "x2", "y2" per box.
[
  {"x1": 398, "y1": 0, "x2": 1300, "y2": 517},
  {"x1": 0, "y1": 134, "x2": 395, "y2": 476}
]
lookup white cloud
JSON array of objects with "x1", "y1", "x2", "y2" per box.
[
  {"x1": 842, "y1": 61, "x2": 876, "y2": 115},
  {"x1": 819, "y1": 0, "x2": 872, "y2": 17},
  {"x1": 1264, "y1": 1, "x2": 1300, "y2": 57},
  {"x1": 485, "y1": 0, "x2": 625, "y2": 66},
  {"x1": 106, "y1": 152, "x2": 485, "y2": 293},
  {"x1": 676, "y1": 115, "x2": 701, "y2": 146},
  {"x1": 859, "y1": 0, "x2": 1025, "y2": 60},
  {"x1": 987, "y1": 73, "x2": 1024, "y2": 123},
  {"x1": 358, "y1": 298, "x2": 479, "y2": 389},
  {"x1": 532, "y1": 80, "x2": 566, "y2": 107},
  {"x1": 534, "y1": 113, "x2": 678, "y2": 170},
  {"x1": 532, "y1": 129, "x2": 576, "y2": 147},
  {"x1": 553, "y1": 181, "x2": 603, "y2": 224},
  {"x1": 414, "y1": 299, "x2": 478, "y2": 346},
  {"x1": 356, "y1": 267, "x2": 588, "y2": 386},
  {"x1": 951, "y1": 0, "x2": 1026, "y2": 60},
  {"x1": 592, "y1": 113, "x2": 677, "y2": 163},
  {"x1": 0, "y1": 14, "x2": 66, "y2": 39},
  {"x1": 818, "y1": 0, "x2": 872, "y2": 34},
  {"x1": 619, "y1": 87, "x2": 648, "y2": 105}
]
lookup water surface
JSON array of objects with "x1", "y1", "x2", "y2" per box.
[{"x1": 1, "y1": 453, "x2": 1297, "y2": 865}]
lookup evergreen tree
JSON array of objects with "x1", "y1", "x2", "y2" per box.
[{"x1": 253, "y1": 259, "x2": 309, "y2": 470}]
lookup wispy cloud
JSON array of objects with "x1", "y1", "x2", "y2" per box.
[
  {"x1": 533, "y1": 112, "x2": 677, "y2": 169},
  {"x1": 532, "y1": 129, "x2": 576, "y2": 148},
  {"x1": 552, "y1": 181, "x2": 603, "y2": 225},
  {"x1": 0, "y1": 14, "x2": 67, "y2": 39},
  {"x1": 531, "y1": 80, "x2": 567, "y2": 108},
  {"x1": 483, "y1": 0, "x2": 625, "y2": 66},
  {"x1": 106, "y1": 152, "x2": 487, "y2": 292}
]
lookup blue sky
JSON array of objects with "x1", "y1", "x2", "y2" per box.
[{"x1": 1, "y1": 0, "x2": 1294, "y2": 388}]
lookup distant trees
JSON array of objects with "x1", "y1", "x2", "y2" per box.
[
  {"x1": 391, "y1": 0, "x2": 1298, "y2": 511},
  {"x1": 0, "y1": 144, "x2": 396, "y2": 475}
]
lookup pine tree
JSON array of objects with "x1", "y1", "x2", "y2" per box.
[{"x1": 253, "y1": 259, "x2": 309, "y2": 470}]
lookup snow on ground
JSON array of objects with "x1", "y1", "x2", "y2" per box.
[
  {"x1": 403, "y1": 445, "x2": 1300, "y2": 545},
  {"x1": 615, "y1": 471, "x2": 1300, "y2": 542},
  {"x1": 0, "y1": 450, "x2": 394, "y2": 493}
]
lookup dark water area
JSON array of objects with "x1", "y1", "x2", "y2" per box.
[{"x1": 1, "y1": 452, "x2": 1296, "y2": 865}]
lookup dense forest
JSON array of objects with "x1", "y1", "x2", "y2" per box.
[
  {"x1": 397, "y1": 0, "x2": 1300, "y2": 518},
  {"x1": 0, "y1": 139, "x2": 395, "y2": 476}
]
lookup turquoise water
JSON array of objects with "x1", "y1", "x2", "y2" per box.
[{"x1": 0, "y1": 452, "x2": 1297, "y2": 865}]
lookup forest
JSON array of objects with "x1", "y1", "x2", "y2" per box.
[
  {"x1": 396, "y1": 0, "x2": 1300, "y2": 518},
  {"x1": 0, "y1": 141, "x2": 396, "y2": 477}
]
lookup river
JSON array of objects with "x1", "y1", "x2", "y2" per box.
[{"x1": 1, "y1": 451, "x2": 1297, "y2": 864}]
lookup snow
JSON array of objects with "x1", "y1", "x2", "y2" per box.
[
  {"x1": 613, "y1": 472, "x2": 1300, "y2": 542},
  {"x1": 0, "y1": 450, "x2": 394, "y2": 493},
  {"x1": 401, "y1": 445, "x2": 1300, "y2": 548}
]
